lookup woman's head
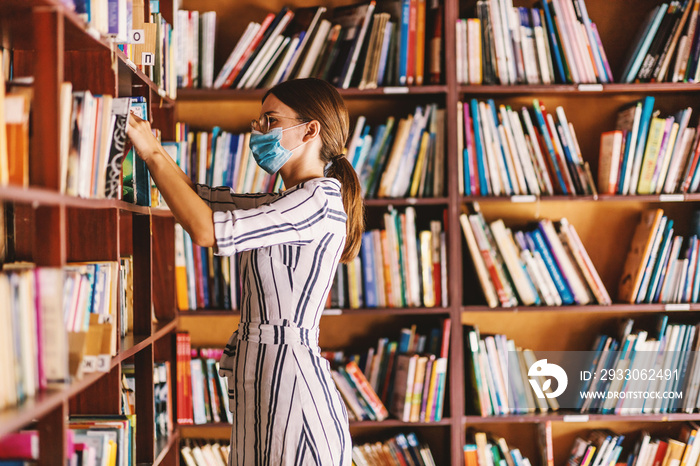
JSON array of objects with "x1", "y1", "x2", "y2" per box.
[{"x1": 262, "y1": 78, "x2": 364, "y2": 263}]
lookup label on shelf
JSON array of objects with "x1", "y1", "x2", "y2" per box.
[
  {"x1": 86, "y1": 27, "x2": 101, "y2": 40},
  {"x1": 383, "y1": 87, "x2": 410, "y2": 94},
  {"x1": 323, "y1": 308, "x2": 343, "y2": 316},
  {"x1": 563, "y1": 415, "x2": 590, "y2": 422},
  {"x1": 406, "y1": 198, "x2": 417, "y2": 205},
  {"x1": 577, "y1": 84, "x2": 604, "y2": 92},
  {"x1": 511, "y1": 195, "x2": 537, "y2": 203},
  {"x1": 665, "y1": 303, "x2": 690, "y2": 311},
  {"x1": 158, "y1": 88, "x2": 167, "y2": 98},
  {"x1": 659, "y1": 194, "x2": 684, "y2": 202},
  {"x1": 130, "y1": 29, "x2": 145, "y2": 44},
  {"x1": 125, "y1": 59, "x2": 138, "y2": 71}
]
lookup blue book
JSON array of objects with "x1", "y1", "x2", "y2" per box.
[
  {"x1": 398, "y1": 327, "x2": 412, "y2": 353},
  {"x1": 635, "y1": 216, "x2": 668, "y2": 303},
  {"x1": 360, "y1": 232, "x2": 377, "y2": 307},
  {"x1": 531, "y1": 101, "x2": 568, "y2": 194},
  {"x1": 207, "y1": 127, "x2": 221, "y2": 186},
  {"x1": 470, "y1": 99, "x2": 488, "y2": 196},
  {"x1": 630, "y1": 96, "x2": 656, "y2": 193},
  {"x1": 645, "y1": 220, "x2": 674, "y2": 303},
  {"x1": 540, "y1": 0, "x2": 567, "y2": 83},
  {"x1": 360, "y1": 124, "x2": 388, "y2": 193},
  {"x1": 670, "y1": 325, "x2": 695, "y2": 411},
  {"x1": 463, "y1": 147, "x2": 471, "y2": 195},
  {"x1": 488, "y1": 99, "x2": 514, "y2": 194},
  {"x1": 528, "y1": 229, "x2": 574, "y2": 304},
  {"x1": 183, "y1": 231, "x2": 197, "y2": 310},
  {"x1": 225, "y1": 134, "x2": 239, "y2": 188},
  {"x1": 622, "y1": 4, "x2": 668, "y2": 83},
  {"x1": 617, "y1": 130, "x2": 634, "y2": 194},
  {"x1": 398, "y1": 0, "x2": 410, "y2": 85},
  {"x1": 661, "y1": 324, "x2": 687, "y2": 412}
]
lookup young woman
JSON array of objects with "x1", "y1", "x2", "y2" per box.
[{"x1": 126, "y1": 78, "x2": 363, "y2": 465}]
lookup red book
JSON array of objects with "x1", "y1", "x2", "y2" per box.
[
  {"x1": 440, "y1": 318, "x2": 451, "y2": 359},
  {"x1": 0, "y1": 431, "x2": 38, "y2": 460},
  {"x1": 428, "y1": 3, "x2": 443, "y2": 84},
  {"x1": 185, "y1": 334, "x2": 194, "y2": 424},
  {"x1": 345, "y1": 361, "x2": 388, "y2": 421},
  {"x1": 406, "y1": 0, "x2": 418, "y2": 85},
  {"x1": 682, "y1": 136, "x2": 700, "y2": 192},
  {"x1": 223, "y1": 13, "x2": 276, "y2": 88},
  {"x1": 191, "y1": 243, "x2": 205, "y2": 309}
]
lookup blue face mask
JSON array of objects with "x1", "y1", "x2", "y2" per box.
[{"x1": 249, "y1": 122, "x2": 308, "y2": 174}]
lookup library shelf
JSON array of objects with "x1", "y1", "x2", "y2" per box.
[
  {"x1": 0, "y1": 317, "x2": 178, "y2": 439},
  {"x1": 462, "y1": 304, "x2": 700, "y2": 314},
  {"x1": 0, "y1": 185, "x2": 174, "y2": 216},
  {"x1": 364, "y1": 197, "x2": 450, "y2": 207},
  {"x1": 177, "y1": 307, "x2": 451, "y2": 317},
  {"x1": 463, "y1": 413, "x2": 700, "y2": 424},
  {"x1": 322, "y1": 306, "x2": 452, "y2": 316},
  {"x1": 458, "y1": 83, "x2": 700, "y2": 96},
  {"x1": 179, "y1": 419, "x2": 452, "y2": 431},
  {"x1": 461, "y1": 194, "x2": 700, "y2": 204},
  {"x1": 176, "y1": 85, "x2": 450, "y2": 101}
]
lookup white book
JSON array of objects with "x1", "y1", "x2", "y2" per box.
[
  {"x1": 342, "y1": 2, "x2": 376, "y2": 88},
  {"x1": 250, "y1": 35, "x2": 291, "y2": 89},
  {"x1": 214, "y1": 22, "x2": 260, "y2": 89},
  {"x1": 482, "y1": 102, "x2": 510, "y2": 195},
  {"x1": 664, "y1": 127, "x2": 696, "y2": 193},
  {"x1": 296, "y1": 19, "x2": 332, "y2": 79},
  {"x1": 237, "y1": 12, "x2": 294, "y2": 89},
  {"x1": 456, "y1": 19, "x2": 465, "y2": 84},
  {"x1": 468, "y1": 19, "x2": 483, "y2": 84},
  {"x1": 499, "y1": 106, "x2": 528, "y2": 193},
  {"x1": 245, "y1": 35, "x2": 286, "y2": 89},
  {"x1": 532, "y1": 12, "x2": 552, "y2": 84},
  {"x1": 520, "y1": 108, "x2": 554, "y2": 195},
  {"x1": 285, "y1": 6, "x2": 327, "y2": 81},
  {"x1": 489, "y1": 0, "x2": 510, "y2": 83},
  {"x1": 405, "y1": 207, "x2": 421, "y2": 307},
  {"x1": 501, "y1": 0, "x2": 518, "y2": 83},
  {"x1": 346, "y1": 116, "x2": 367, "y2": 169},
  {"x1": 507, "y1": 108, "x2": 540, "y2": 195}
]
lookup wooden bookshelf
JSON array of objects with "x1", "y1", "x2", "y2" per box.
[
  {"x1": 172, "y1": 0, "x2": 700, "y2": 464},
  {"x1": 0, "y1": 1, "x2": 180, "y2": 465}
]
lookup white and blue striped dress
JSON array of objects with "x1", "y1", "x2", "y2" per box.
[{"x1": 195, "y1": 177, "x2": 352, "y2": 466}]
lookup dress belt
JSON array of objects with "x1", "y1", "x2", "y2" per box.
[{"x1": 234, "y1": 321, "x2": 320, "y2": 348}]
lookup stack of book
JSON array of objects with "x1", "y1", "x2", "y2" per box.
[
  {"x1": 175, "y1": 338, "x2": 232, "y2": 426},
  {"x1": 347, "y1": 105, "x2": 446, "y2": 199},
  {"x1": 352, "y1": 432, "x2": 437, "y2": 466},
  {"x1": 618, "y1": 208, "x2": 700, "y2": 304},
  {"x1": 620, "y1": 1, "x2": 700, "y2": 84},
  {"x1": 176, "y1": 10, "x2": 217, "y2": 89},
  {"x1": 599, "y1": 98, "x2": 700, "y2": 195},
  {"x1": 180, "y1": 439, "x2": 230, "y2": 466},
  {"x1": 568, "y1": 424, "x2": 700, "y2": 466},
  {"x1": 460, "y1": 206, "x2": 611, "y2": 308},
  {"x1": 328, "y1": 206, "x2": 447, "y2": 309},
  {"x1": 457, "y1": 0, "x2": 611, "y2": 85},
  {"x1": 464, "y1": 430, "x2": 535, "y2": 466},
  {"x1": 209, "y1": 2, "x2": 443, "y2": 90},
  {"x1": 463, "y1": 324, "x2": 559, "y2": 416},
  {"x1": 458, "y1": 99, "x2": 594, "y2": 196},
  {"x1": 0, "y1": 262, "x2": 121, "y2": 410},
  {"x1": 576, "y1": 316, "x2": 700, "y2": 415},
  {"x1": 174, "y1": 224, "x2": 239, "y2": 312},
  {"x1": 169, "y1": 123, "x2": 282, "y2": 194},
  {"x1": 68, "y1": 415, "x2": 136, "y2": 466},
  {"x1": 72, "y1": 0, "x2": 175, "y2": 97},
  {"x1": 324, "y1": 319, "x2": 450, "y2": 423}
]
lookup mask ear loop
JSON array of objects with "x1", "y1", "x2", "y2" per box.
[{"x1": 282, "y1": 121, "x2": 312, "y2": 152}]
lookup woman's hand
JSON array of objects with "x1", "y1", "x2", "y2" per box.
[{"x1": 126, "y1": 111, "x2": 159, "y2": 163}]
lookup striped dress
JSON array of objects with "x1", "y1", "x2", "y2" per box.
[{"x1": 195, "y1": 177, "x2": 352, "y2": 466}]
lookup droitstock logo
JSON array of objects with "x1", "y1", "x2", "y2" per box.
[{"x1": 528, "y1": 359, "x2": 568, "y2": 399}]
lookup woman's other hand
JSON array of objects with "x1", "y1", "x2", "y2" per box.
[{"x1": 126, "y1": 111, "x2": 159, "y2": 163}]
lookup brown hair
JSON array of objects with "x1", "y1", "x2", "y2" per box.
[{"x1": 264, "y1": 78, "x2": 364, "y2": 263}]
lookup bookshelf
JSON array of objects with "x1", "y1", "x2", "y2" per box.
[
  {"x1": 0, "y1": 0, "x2": 180, "y2": 465},
  {"x1": 173, "y1": 0, "x2": 700, "y2": 465}
]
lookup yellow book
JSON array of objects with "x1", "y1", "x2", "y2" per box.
[
  {"x1": 663, "y1": 439, "x2": 687, "y2": 466},
  {"x1": 108, "y1": 439, "x2": 117, "y2": 466},
  {"x1": 680, "y1": 429, "x2": 697, "y2": 466},
  {"x1": 409, "y1": 355, "x2": 428, "y2": 422},
  {"x1": 174, "y1": 224, "x2": 189, "y2": 311},
  {"x1": 580, "y1": 446, "x2": 596, "y2": 466},
  {"x1": 235, "y1": 133, "x2": 251, "y2": 191},
  {"x1": 409, "y1": 131, "x2": 430, "y2": 197},
  {"x1": 424, "y1": 355, "x2": 440, "y2": 421},
  {"x1": 654, "y1": 121, "x2": 680, "y2": 194},
  {"x1": 637, "y1": 116, "x2": 668, "y2": 194},
  {"x1": 347, "y1": 255, "x2": 361, "y2": 309}
]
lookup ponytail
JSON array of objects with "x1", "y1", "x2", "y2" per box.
[
  {"x1": 265, "y1": 78, "x2": 365, "y2": 263},
  {"x1": 326, "y1": 155, "x2": 364, "y2": 263}
]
